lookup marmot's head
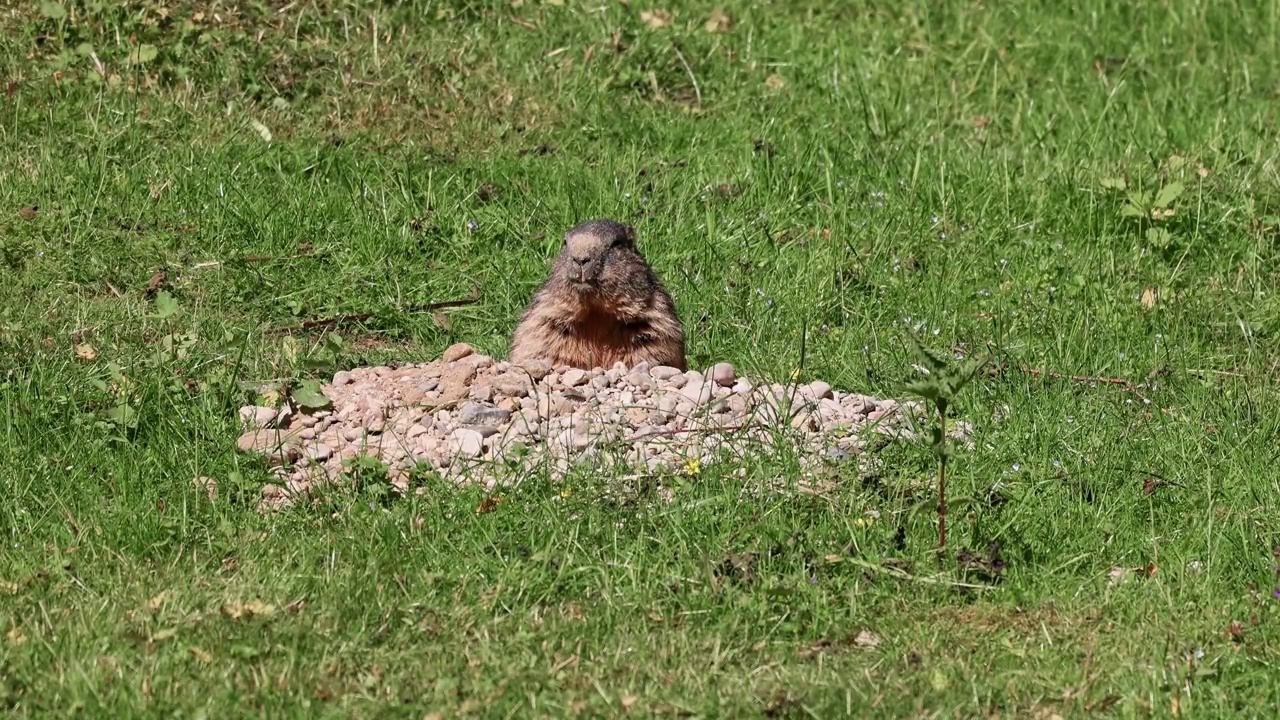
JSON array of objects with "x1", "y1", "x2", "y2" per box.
[{"x1": 555, "y1": 218, "x2": 650, "y2": 296}]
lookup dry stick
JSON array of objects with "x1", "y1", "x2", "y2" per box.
[{"x1": 1019, "y1": 365, "x2": 1151, "y2": 403}]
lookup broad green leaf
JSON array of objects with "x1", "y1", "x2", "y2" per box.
[
  {"x1": 106, "y1": 404, "x2": 138, "y2": 428},
  {"x1": 1119, "y1": 204, "x2": 1147, "y2": 218},
  {"x1": 1100, "y1": 177, "x2": 1127, "y2": 191},
  {"x1": 292, "y1": 379, "x2": 332, "y2": 410},
  {"x1": 154, "y1": 290, "x2": 179, "y2": 319},
  {"x1": 1146, "y1": 227, "x2": 1173, "y2": 248},
  {"x1": 40, "y1": 2, "x2": 66, "y2": 19},
  {"x1": 129, "y1": 44, "x2": 159, "y2": 66},
  {"x1": 1153, "y1": 181, "x2": 1184, "y2": 208}
]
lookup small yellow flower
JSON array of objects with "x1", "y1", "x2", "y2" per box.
[
  {"x1": 790, "y1": 368, "x2": 802, "y2": 381},
  {"x1": 682, "y1": 458, "x2": 701, "y2": 476},
  {"x1": 853, "y1": 516, "x2": 876, "y2": 528}
]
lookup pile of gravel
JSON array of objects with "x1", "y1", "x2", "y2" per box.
[{"x1": 235, "y1": 343, "x2": 957, "y2": 510}]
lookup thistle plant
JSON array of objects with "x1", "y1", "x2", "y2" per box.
[{"x1": 903, "y1": 334, "x2": 985, "y2": 550}]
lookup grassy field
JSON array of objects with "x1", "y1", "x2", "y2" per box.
[{"x1": 3, "y1": 0, "x2": 1280, "y2": 716}]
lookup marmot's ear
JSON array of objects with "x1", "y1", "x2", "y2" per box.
[{"x1": 623, "y1": 224, "x2": 637, "y2": 245}]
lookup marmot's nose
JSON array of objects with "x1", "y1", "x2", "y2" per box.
[{"x1": 571, "y1": 256, "x2": 591, "y2": 267}]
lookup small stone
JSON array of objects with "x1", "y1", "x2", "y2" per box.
[
  {"x1": 535, "y1": 394, "x2": 572, "y2": 418},
  {"x1": 442, "y1": 343, "x2": 475, "y2": 362},
  {"x1": 680, "y1": 380, "x2": 711, "y2": 406},
  {"x1": 471, "y1": 425, "x2": 500, "y2": 438},
  {"x1": 806, "y1": 381, "x2": 833, "y2": 400},
  {"x1": 238, "y1": 405, "x2": 279, "y2": 428},
  {"x1": 308, "y1": 443, "x2": 334, "y2": 461},
  {"x1": 512, "y1": 408, "x2": 540, "y2": 436},
  {"x1": 437, "y1": 362, "x2": 477, "y2": 404},
  {"x1": 561, "y1": 368, "x2": 588, "y2": 387},
  {"x1": 235, "y1": 428, "x2": 298, "y2": 456},
  {"x1": 849, "y1": 395, "x2": 877, "y2": 414},
  {"x1": 332, "y1": 371, "x2": 353, "y2": 386},
  {"x1": 492, "y1": 375, "x2": 530, "y2": 398},
  {"x1": 342, "y1": 427, "x2": 364, "y2": 442},
  {"x1": 708, "y1": 362, "x2": 736, "y2": 387},
  {"x1": 406, "y1": 423, "x2": 429, "y2": 439},
  {"x1": 783, "y1": 407, "x2": 814, "y2": 427},
  {"x1": 625, "y1": 373, "x2": 651, "y2": 390},
  {"x1": 650, "y1": 365, "x2": 683, "y2": 381},
  {"x1": 656, "y1": 395, "x2": 678, "y2": 421},
  {"x1": 469, "y1": 383, "x2": 494, "y2": 402},
  {"x1": 867, "y1": 410, "x2": 886, "y2": 422},
  {"x1": 450, "y1": 428, "x2": 485, "y2": 458},
  {"x1": 826, "y1": 447, "x2": 852, "y2": 463},
  {"x1": 298, "y1": 427, "x2": 316, "y2": 441},
  {"x1": 555, "y1": 428, "x2": 591, "y2": 451},
  {"x1": 519, "y1": 359, "x2": 552, "y2": 380}
]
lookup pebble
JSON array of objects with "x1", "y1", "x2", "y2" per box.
[
  {"x1": 450, "y1": 428, "x2": 485, "y2": 458},
  {"x1": 239, "y1": 405, "x2": 279, "y2": 428},
  {"x1": 492, "y1": 376, "x2": 530, "y2": 398},
  {"x1": 246, "y1": 350, "x2": 955, "y2": 510},
  {"x1": 458, "y1": 401, "x2": 512, "y2": 426},
  {"x1": 708, "y1": 363, "x2": 737, "y2": 387},
  {"x1": 442, "y1": 343, "x2": 474, "y2": 363},
  {"x1": 651, "y1": 365, "x2": 683, "y2": 381},
  {"x1": 806, "y1": 381, "x2": 834, "y2": 400},
  {"x1": 520, "y1": 359, "x2": 552, "y2": 380}
]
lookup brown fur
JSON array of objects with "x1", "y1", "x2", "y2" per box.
[{"x1": 509, "y1": 219, "x2": 687, "y2": 371}]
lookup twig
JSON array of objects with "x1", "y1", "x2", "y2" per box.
[{"x1": 1019, "y1": 366, "x2": 1151, "y2": 404}]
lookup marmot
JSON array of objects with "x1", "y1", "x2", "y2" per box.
[{"x1": 508, "y1": 219, "x2": 687, "y2": 371}]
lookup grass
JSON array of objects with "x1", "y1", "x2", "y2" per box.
[{"x1": 3, "y1": 0, "x2": 1280, "y2": 715}]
